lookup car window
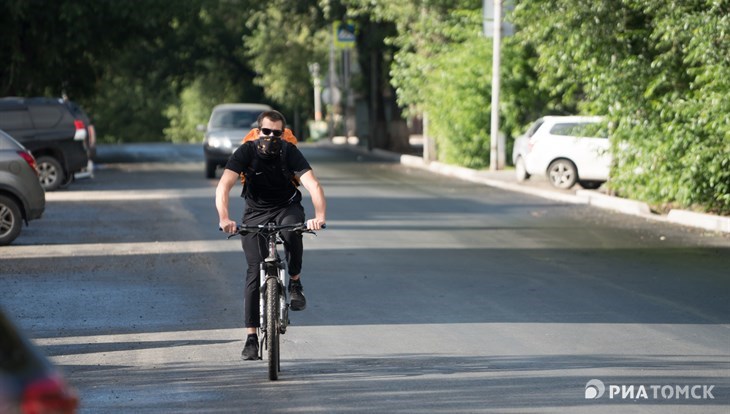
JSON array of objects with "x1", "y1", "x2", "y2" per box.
[
  {"x1": 210, "y1": 110, "x2": 259, "y2": 129},
  {"x1": 0, "y1": 110, "x2": 33, "y2": 131},
  {"x1": 526, "y1": 119, "x2": 544, "y2": 138},
  {"x1": 550, "y1": 122, "x2": 608, "y2": 138},
  {"x1": 29, "y1": 105, "x2": 64, "y2": 128},
  {"x1": 64, "y1": 101, "x2": 89, "y2": 120},
  {"x1": 0, "y1": 130, "x2": 20, "y2": 149}
]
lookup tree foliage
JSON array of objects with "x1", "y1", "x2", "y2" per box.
[
  {"x1": 2, "y1": 0, "x2": 727, "y2": 213},
  {"x1": 419, "y1": 11, "x2": 491, "y2": 168},
  {"x1": 244, "y1": 1, "x2": 329, "y2": 105},
  {"x1": 346, "y1": 0, "x2": 487, "y2": 155},
  {"x1": 512, "y1": 0, "x2": 730, "y2": 214},
  {"x1": 1, "y1": 0, "x2": 200, "y2": 99},
  {"x1": 1, "y1": 0, "x2": 267, "y2": 143}
]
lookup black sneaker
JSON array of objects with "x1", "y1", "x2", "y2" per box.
[
  {"x1": 241, "y1": 335, "x2": 259, "y2": 360},
  {"x1": 289, "y1": 279, "x2": 307, "y2": 311}
]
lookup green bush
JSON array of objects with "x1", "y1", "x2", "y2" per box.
[
  {"x1": 163, "y1": 73, "x2": 256, "y2": 143},
  {"x1": 423, "y1": 33, "x2": 491, "y2": 168},
  {"x1": 511, "y1": 0, "x2": 730, "y2": 215}
]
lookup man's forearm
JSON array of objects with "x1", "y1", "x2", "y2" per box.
[
  {"x1": 216, "y1": 170, "x2": 238, "y2": 222},
  {"x1": 300, "y1": 170, "x2": 326, "y2": 222},
  {"x1": 216, "y1": 189, "x2": 230, "y2": 221},
  {"x1": 311, "y1": 187, "x2": 327, "y2": 221}
]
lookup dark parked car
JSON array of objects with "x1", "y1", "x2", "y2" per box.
[
  {"x1": 0, "y1": 97, "x2": 96, "y2": 191},
  {"x1": 0, "y1": 306, "x2": 78, "y2": 413},
  {"x1": 0, "y1": 129, "x2": 45, "y2": 246},
  {"x1": 201, "y1": 103, "x2": 271, "y2": 178}
]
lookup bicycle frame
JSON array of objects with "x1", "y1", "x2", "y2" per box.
[{"x1": 258, "y1": 224, "x2": 289, "y2": 342}]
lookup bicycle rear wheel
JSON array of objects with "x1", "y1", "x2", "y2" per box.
[{"x1": 265, "y1": 277, "x2": 280, "y2": 380}]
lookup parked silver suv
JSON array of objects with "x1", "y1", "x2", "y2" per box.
[{"x1": 0, "y1": 129, "x2": 45, "y2": 245}]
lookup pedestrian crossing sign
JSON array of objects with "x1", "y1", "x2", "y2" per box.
[{"x1": 333, "y1": 20, "x2": 356, "y2": 49}]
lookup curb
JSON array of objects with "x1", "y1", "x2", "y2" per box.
[
  {"x1": 666, "y1": 210, "x2": 730, "y2": 233},
  {"x1": 327, "y1": 142, "x2": 729, "y2": 234},
  {"x1": 575, "y1": 190, "x2": 652, "y2": 216}
]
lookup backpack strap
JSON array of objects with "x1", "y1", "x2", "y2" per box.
[
  {"x1": 279, "y1": 141, "x2": 300, "y2": 188},
  {"x1": 240, "y1": 141, "x2": 299, "y2": 189},
  {"x1": 241, "y1": 141, "x2": 258, "y2": 192}
]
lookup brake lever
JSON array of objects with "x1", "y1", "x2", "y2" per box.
[
  {"x1": 220, "y1": 226, "x2": 249, "y2": 238},
  {"x1": 298, "y1": 223, "x2": 326, "y2": 235}
]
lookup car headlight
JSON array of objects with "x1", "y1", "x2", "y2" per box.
[{"x1": 207, "y1": 136, "x2": 233, "y2": 149}]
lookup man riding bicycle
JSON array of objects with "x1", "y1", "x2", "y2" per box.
[{"x1": 215, "y1": 109, "x2": 327, "y2": 360}]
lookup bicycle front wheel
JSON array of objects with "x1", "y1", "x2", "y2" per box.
[{"x1": 265, "y1": 277, "x2": 280, "y2": 380}]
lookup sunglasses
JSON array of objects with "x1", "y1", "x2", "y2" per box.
[{"x1": 260, "y1": 128, "x2": 283, "y2": 137}]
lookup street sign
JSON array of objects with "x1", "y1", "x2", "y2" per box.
[
  {"x1": 321, "y1": 87, "x2": 341, "y2": 105},
  {"x1": 483, "y1": 0, "x2": 514, "y2": 37},
  {"x1": 333, "y1": 21, "x2": 356, "y2": 49}
]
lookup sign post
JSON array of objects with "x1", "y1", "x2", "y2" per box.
[
  {"x1": 483, "y1": 1, "x2": 513, "y2": 170},
  {"x1": 489, "y1": 0, "x2": 502, "y2": 170},
  {"x1": 332, "y1": 21, "x2": 356, "y2": 139}
]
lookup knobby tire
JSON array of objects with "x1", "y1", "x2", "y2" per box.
[{"x1": 266, "y1": 277, "x2": 280, "y2": 380}]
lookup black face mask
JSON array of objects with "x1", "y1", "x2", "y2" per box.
[{"x1": 255, "y1": 137, "x2": 282, "y2": 159}]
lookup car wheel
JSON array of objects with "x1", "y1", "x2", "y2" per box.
[
  {"x1": 205, "y1": 161, "x2": 217, "y2": 179},
  {"x1": 547, "y1": 159, "x2": 578, "y2": 189},
  {"x1": 579, "y1": 180, "x2": 604, "y2": 190},
  {"x1": 0, "y1": 195, "x2": 22, "y2": 246},
  {"x1": 36, "y1": 156, "x2": 66, "y2": 191},
  {"x1": 515, "y1": 156, "x2": 530, "y2": 182}
]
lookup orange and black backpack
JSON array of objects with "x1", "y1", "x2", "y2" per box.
[{"x1": 239, "y1": 128, "x2": 300, "y2": 188}]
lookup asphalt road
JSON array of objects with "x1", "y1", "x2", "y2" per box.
[{"x1": 2, "y1": 143, "x2": 729, "y2": 413}]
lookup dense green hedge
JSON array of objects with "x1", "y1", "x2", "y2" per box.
[
  {"x1": 421, "y1": 13, "x2": 491, "y2": 168},
  {"x1": 511, "y1": 0, "x2": 730, "y2": 214}
]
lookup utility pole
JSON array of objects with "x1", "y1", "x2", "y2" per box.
[
  {"x1": 328, "y1": 40, "x2": 336, "y2": 140},
  {"x1": 484, "y1": 1, "x2": 513, "y2": 170},
  {"x1": 342, "y1": 48, "x2": 350, "y2": 139},
  {"x1": 489, "y1": 0, "x2": 502, "y2": 171},
  {"x1": 308, "y1": 63, "x2": 322, "y2": 122}
]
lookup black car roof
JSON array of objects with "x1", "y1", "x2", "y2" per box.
[
  {"x1": 0, "y1": 97, "x2": 67, "y2": 107},
  {"x1": 0, "y1": 97, "x2": 91, "y2": 120}
]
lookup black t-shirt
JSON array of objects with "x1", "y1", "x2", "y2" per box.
[{"x1": 225, "y1": 141, "x2": 311, "y2": 210}]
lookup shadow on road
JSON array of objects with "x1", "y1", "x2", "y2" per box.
[{"x1": 63, "y1": 354, "x2": 728, "y2": 412}]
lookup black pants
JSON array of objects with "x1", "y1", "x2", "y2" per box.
[{"x1": 241, "y1": 202, "x2": 305, "y2": 328}]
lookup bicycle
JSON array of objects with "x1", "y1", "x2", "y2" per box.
[{"x1": 225, "y1": 222, "x2": 321, "y2": 380}]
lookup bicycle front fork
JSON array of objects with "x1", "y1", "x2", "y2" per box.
[{"x1": 258, "y1": 265, "x2": 289, "y2": 336}]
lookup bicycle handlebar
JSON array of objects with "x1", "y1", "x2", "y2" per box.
[{"x1": 220, "y1": 222, "x2": 325, "y2": 239}]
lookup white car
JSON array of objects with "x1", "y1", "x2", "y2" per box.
[{"x1": 512, "y1": 116, "x2": 610, "y2": 190}]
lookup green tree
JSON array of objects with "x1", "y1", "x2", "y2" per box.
[
  {"x1": 346, "y1": 0, "x2": 484, "y2": 152},
  {"x1": 164, "y1": 74, "x2": 245, "y2": 143},
  {"x1": 1, "y1": 0, "x2": 266, "y2": 143},
  {"x1": 243, "y1": 0, "x2": 330, "y2": 137},
  {"x1": 419, "y1": 10, "x2": 491, "y2": 167},
  {"x1": 512, "y1": 0, "x2": 730, "y2": 214},
  {"x1": 0, "y1": 0, "x2": 202, "y2": 99}
]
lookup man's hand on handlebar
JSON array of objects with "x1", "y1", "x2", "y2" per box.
[
  {"x1": 219, "y1": 219, "x2": 238, "y2": 234},
  {"x1": 306, "y1": 218, "x2": 326, "y2": 231}
]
